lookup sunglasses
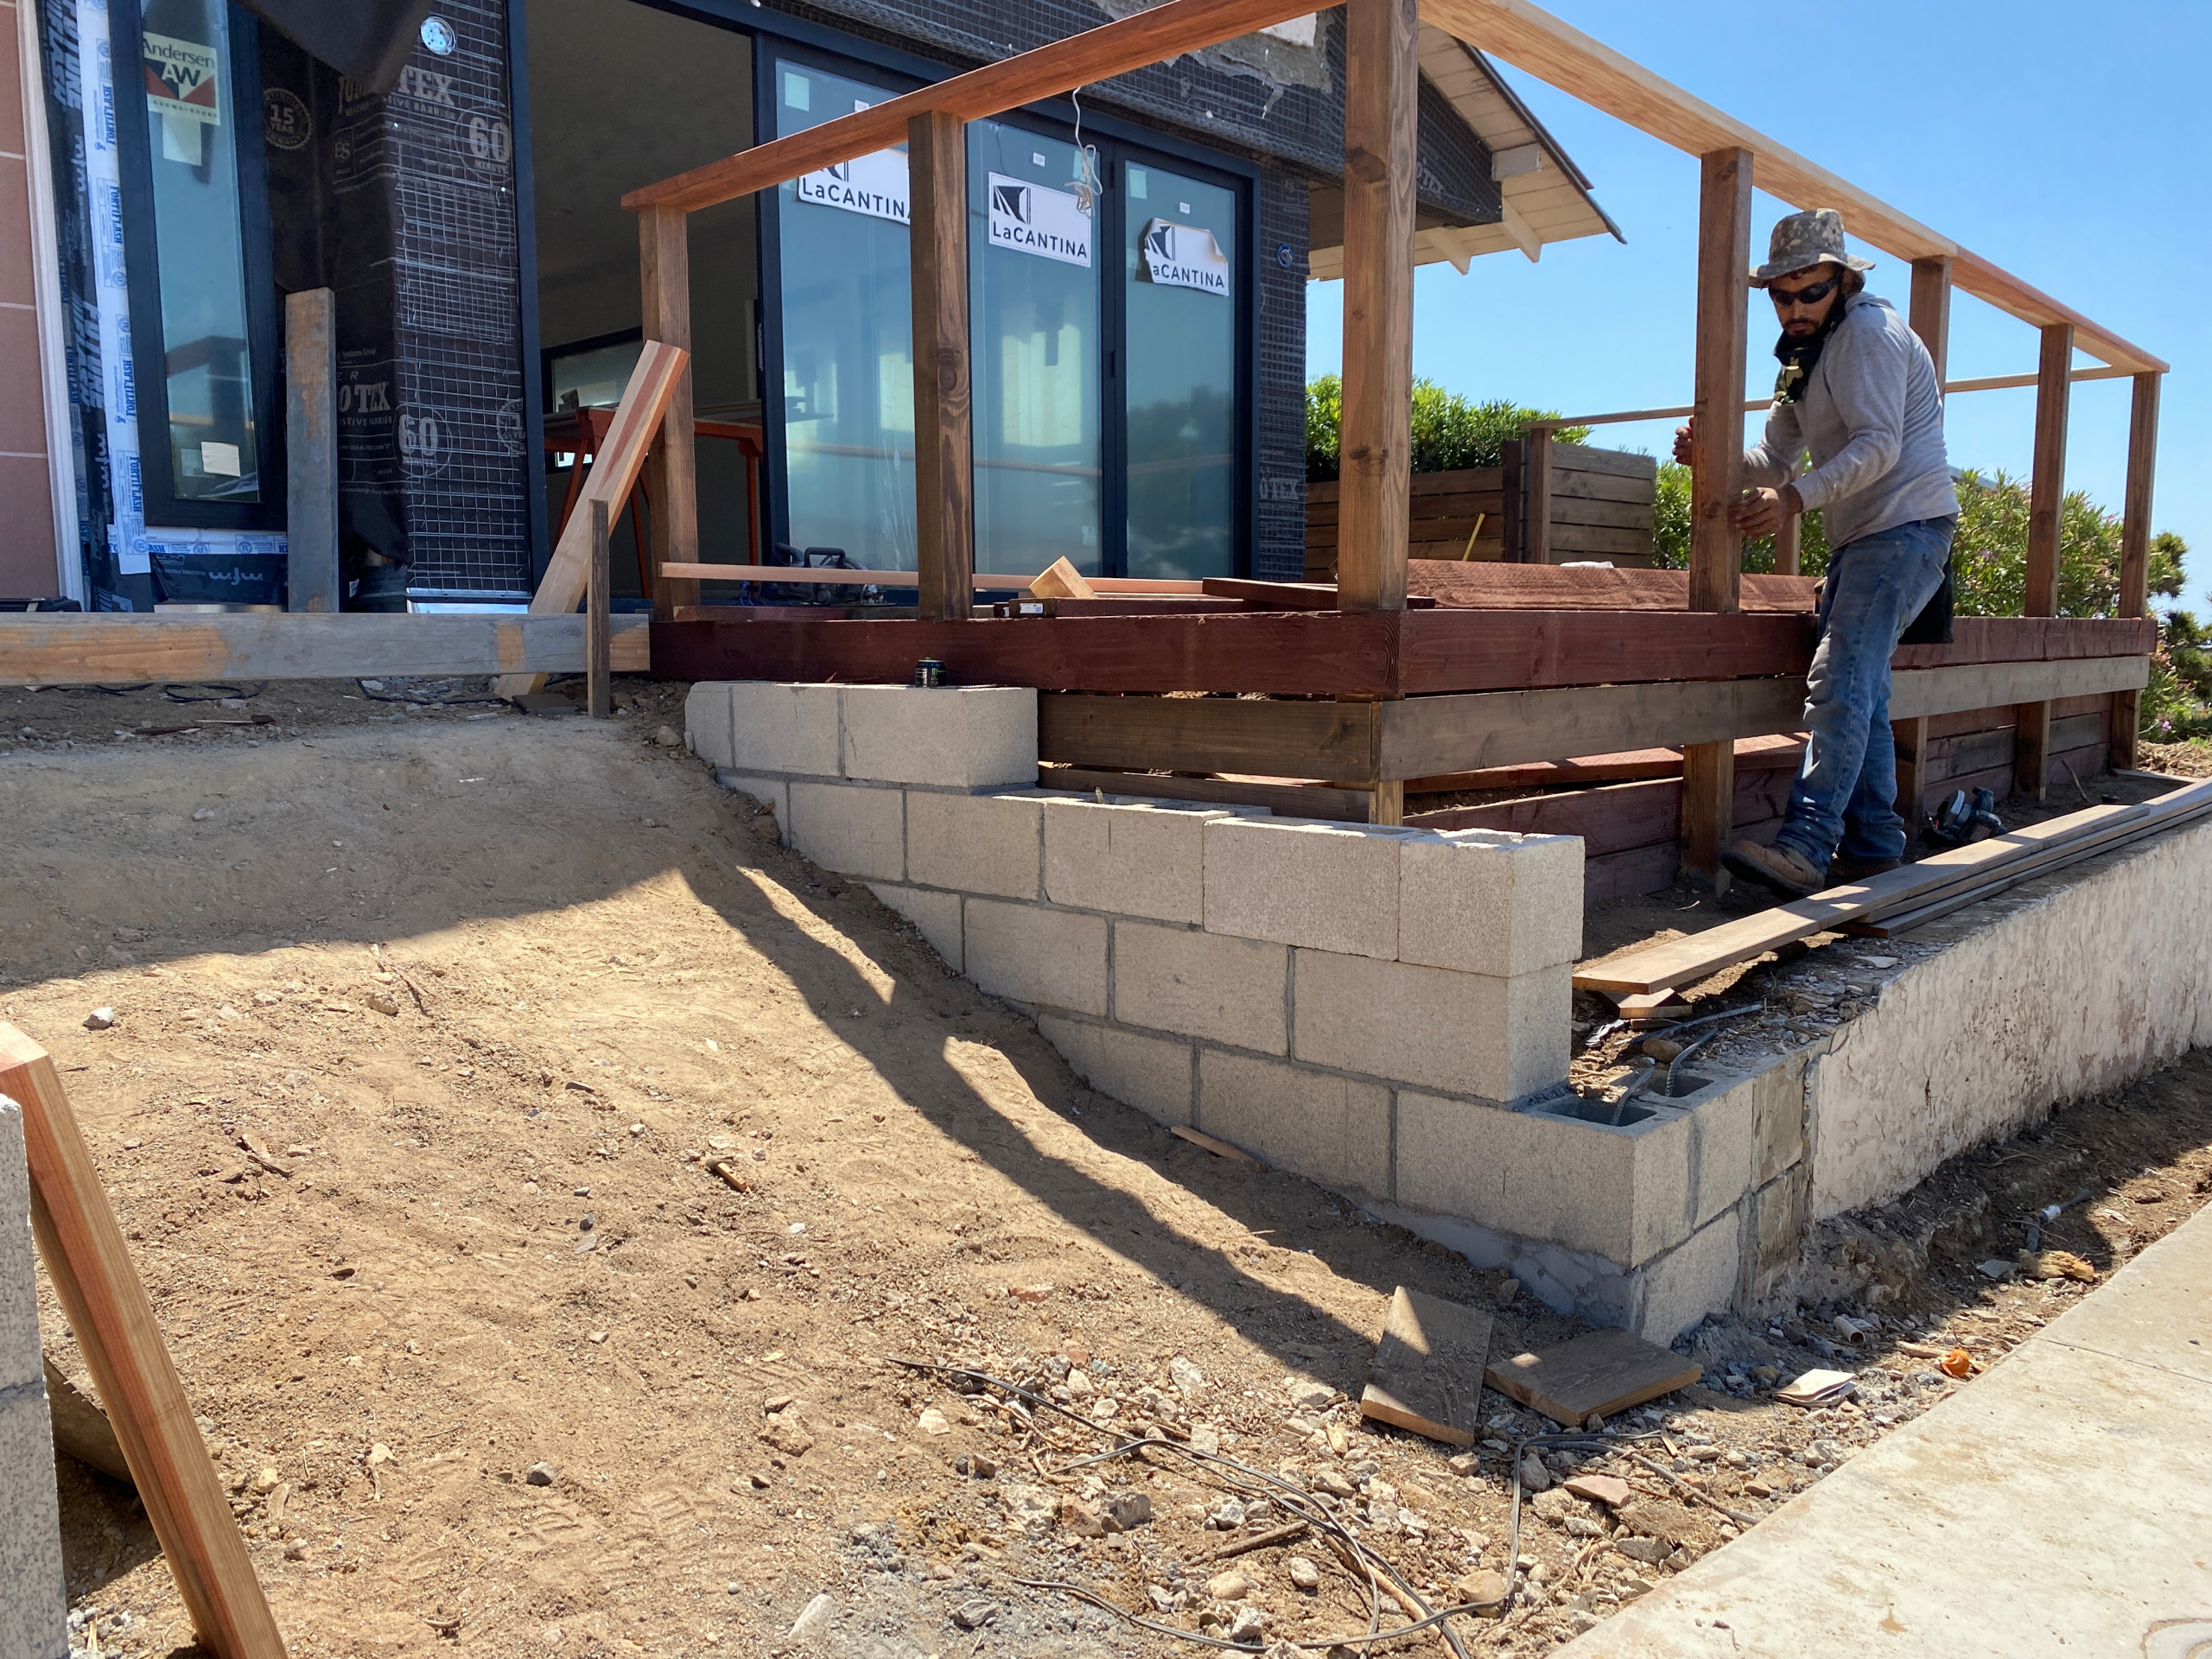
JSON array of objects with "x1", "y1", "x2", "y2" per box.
[{"x1": 1769, "y1": 275, "x2": 1840, "y2": 308}]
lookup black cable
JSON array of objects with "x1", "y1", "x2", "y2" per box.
[{"x1": 163, "y1": 681, "x2": 267, "y2": 703}]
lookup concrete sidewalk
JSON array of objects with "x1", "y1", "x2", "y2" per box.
[{"x1": 1560, "y1": 1199, "x2": 2212, "y2": 1657}]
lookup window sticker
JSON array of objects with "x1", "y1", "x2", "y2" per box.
[
  {"x1": 1138, "y1": 218, "x2": 1230, "y2": 296},
  {"x1": 793, "y1": 147, "x2": 910, "y2": 224},
  {"x1": 986, "y1": 173, "x2": 1091, "y2": 267},
  {"x1": 143, "y1": 32, "x2": 220, "y2": 126}
]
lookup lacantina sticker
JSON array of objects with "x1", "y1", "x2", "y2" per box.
[
  {"x1": 795, "y1": 148, "x2": 910, "y2": 225},
  {"x1": 1139, "y1": 219, "x2": 1230, "y2": 295},
  {"x1": 988, "y1": 174, "x2": 1092, "y2": 268},
  {"x1": 143, "y1": 33, "x2": 221, "y2": 126}
]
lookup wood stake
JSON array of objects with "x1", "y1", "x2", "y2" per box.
[
  {"x1": 640, "y1": 206, "x2": 699, "y2": 618},
  {"x1": 2018, "y1": 321, "x2": 2074, "y2": 799},
  {"x1": 587, "y1": 499, "x2": 612, "y2": 718},
  {"x1": 2112, "y1": 371, "x2": 2162, "y2": 770}
]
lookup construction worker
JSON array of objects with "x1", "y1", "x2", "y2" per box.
[{"x1": 1674, "y1": 207, "x2": 1957, "y2": 896}]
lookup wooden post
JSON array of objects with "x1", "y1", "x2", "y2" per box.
[
  {"x1": 1335, "y1": 0, "x2": 1417, "y2": 614},
  {"x1": 1893, "y1": 715, "x2": 1929, "y2": 830},
  {"x1": 908, "y1": 110, "x2": 974, "y2": 622},
  {"x1": 283, "y1": 288, "x2": 340, "y2": 613},
  {"x1": 3, "y1": 1027, "x2": 289, "y2": 1659},
  {"x1": 639, "y1": 205, "x2": 700, "y2": 617},
  {"x1": 1893, "y1": 256, "x2": 1948, "y2": 819},
  {"x1": 1525, "y1": 425, "x2": 1554, "y2": 565},
  {"x1": 1680, "y1": 147, "x2": 1751, "y2": 887},
  {"x1": 1773, "y1": 512, "x2": 1800, "y2": 575},
  {"x1": 2017, "y1": 321, "x2": 2074, "y2": 798},
  {"x1": 2112, "y1": 371, "x2": 2162, "y2": 768},
  {"x1": 587, "y1": 499, "x2": 612, "y2": 718}
]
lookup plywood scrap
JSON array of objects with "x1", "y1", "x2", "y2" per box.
[
  {"x1": 1484, "y1": 1328, "x2": 1700, "y2": 1428},
  {"x1": 44, "y1": 1356, "x2": 131, "y2": 1483},
  {"x1": 1358, "y1": 1286, "x2": 1495, "y2": 1446}
]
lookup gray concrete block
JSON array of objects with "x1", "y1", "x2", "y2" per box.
[
  {"x1": 868, "y1": 884, "x2": 963, "y2": 971},
  {"x1": 1291, "y1": 950, "x2": 1570, "y2": 1103},
  {"x1": 1044, "y1": 799, "x2": 1230, "y2": 924},
  {"x1": 1747, "y1": 1166, "x2": 1810, "y2": 1310},
  {"x1": 683, "y1": 683, "x2": 735, "y2": 770},
  {"x1": 1636, "y1": 1209, "x2": 1744, "y2": 1342},
  {"x1": 788, "y1": 780, "x2": 906, "y2": 881},
  {"x1": 728, "y1": 681, "x2": 842, "y2": 777},
  {"x1": 1203, "y1": 818, "x2": 1408, "y2": 960},
  {"x1": 1393, "y1": 1090, "x2": 1694, "y2": 1267},
  {"x1": 0, "y1": 1098, "x2": 67, "y2": 1659},
  {"x1": 1111, "y1": 921, "x2": 1288, "y2": 1054},
  {"x1": 1196, "y1": 1050, "x2": 1392, "y2": 1200},
  {"x1": 1752, "y1": 1049, "x2": 1812, "y2": 1186},
  {"x1": 963, "y1": 899, "x2": 1109, "y2": 1016},
  {"x1": 840, "y1": 685, "x2": 1038, "y2": 788},
  {"x1": 1037, "y1": 1014, "x2": 1195, "y2": 1126},
  {"x1": 715, "y1": 771, "x2": 790, "y2": 842},
  {"x1": 1682, "y1": 1068, "x2": 1760, "y2": 1232},
  {"x1": 906, "y1": 791, "x2": 1043, "y2": 899},
  {"x1": 1399, "y1": 829, "x2": 1584, "y2": 977}
]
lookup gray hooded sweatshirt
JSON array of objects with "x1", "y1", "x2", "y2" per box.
[{"x1": 1742, "y1": 292, "x2": 1958, "y2": 550}]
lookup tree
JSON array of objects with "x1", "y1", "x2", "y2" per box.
[{"x1": 1306, "y1": 374, "x2": 1588, "y2": 480}]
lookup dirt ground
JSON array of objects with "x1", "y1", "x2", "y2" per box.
[{"x1": 8, "y1": 683, "x2": 2212, "y2": 1659}]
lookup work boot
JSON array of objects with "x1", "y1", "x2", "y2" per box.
[
  {"x1": 1724, "y1": 837, "x2": 1827, "y2": 898},
  {"x1": 1828, "y1": 854, "x2": 1902, "y2": 883}
]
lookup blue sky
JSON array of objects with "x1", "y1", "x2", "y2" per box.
[{"x1": 1306, "y1": 0, "x2": 2207, "y2": 598}]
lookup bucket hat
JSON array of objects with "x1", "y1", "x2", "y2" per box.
[{"x1": 1751, "y1": 208, "x2": 1876, "y2": 287}]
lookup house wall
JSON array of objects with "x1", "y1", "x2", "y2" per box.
[{"x1": 0, "y1": 0, "x2": 63, "y2": 599}]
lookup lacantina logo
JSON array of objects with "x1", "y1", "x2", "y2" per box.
[
  {"x1": 1140, "y1": 219, "x2": 1230, "y2": 295},
  {"x1": 987, "y1": 172, "x2": 1091, "y2": 268},
  {"x1": 795, "y1": 148, "x2": 909, "y2": 224}
]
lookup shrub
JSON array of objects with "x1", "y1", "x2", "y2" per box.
[{"x1": 1305, "y1": 374, "x2": 1587, "y2": 480}]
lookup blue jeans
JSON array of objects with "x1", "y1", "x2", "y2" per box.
[{"x1": 1774, "y1": 516, "x2": 1955, "y2": 869}]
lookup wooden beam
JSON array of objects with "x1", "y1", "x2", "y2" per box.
[
  {"x1": 1419, "y1": 0, "x2": 2164, "y2": 374},
  {"x1": 0, "y1": 612, "x2": 648, "y2": 687},
  {"x1": 495, "y1": 340, "x2": 686, "y2": 697},
  {"x1": 1772, "y1": 512, "x2": 1800, "y2": 576},
  {"x1": 283, "y1": 288, "x2": 340, "y2": 614},
  {"x1": 3, "y1": 1027, "x2": 289, "y2": 1659},
  {"x1": 640, "y1": 207, "x2": 699, "y2": 619},
  {"x1": 1525, "y1": 425, "x2": 1554, "y2": 564},
  {"x1": 1893, "y1": 714, "x2": 1929, "y2": 828},
  {"x1": 2018, "y1": 321, "x2": 2074, "y2": 799},
  {"x1": 908, "y1": 111, "x2": 975, "y2": 623},
  {"x1": 2113, "y1": 371, "x2": 2163, "y2": 769},
  {"x1": 587, "y1": 499, "x2": 613, "y2": 719},
  {"x1": 1335, "y1": 0, "x2": 1420, "y2": 614},
  {"x1": 1908, "y1": 256, "x2": 1952, "y2": 381},
  {"x1": 1040, "y1": 693, "x2": 1384, "y2": 780},
  {"x1": 1681, "y1": 146, "x2": 1751, "y2": 886},
  {"x1": 621, "y1": 0, "x2": 1321, "y2": 214}
]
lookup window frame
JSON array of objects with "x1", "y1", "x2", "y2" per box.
[{"x1": 111, "y1": 0, "x2": 285, "y2": 532}]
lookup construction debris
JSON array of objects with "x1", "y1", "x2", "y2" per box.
[
  {"x1": 1486, "y1": 1329, "x2": 1704, "y2": 1428},
  {"x1": 1357, "y1": 1284, "x2": 1495, "y2": 1446}
]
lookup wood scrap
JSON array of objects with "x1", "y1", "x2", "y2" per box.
[
  {"x1": 1203, "y1": 1518, "x2": 1311, "y2": 1561},
  {"x1": 43, "y1": 1356, "x2": 132, "y2": 1483},
  {"x1": 1028, "y1": 556, "x2": 1096, "y2": 601},
  {"x1": 1358, "y1": 1286, "x2": 1494, "y2": 1447},
  {"x1": 1483, "y1": 1328, "x2": 1700, "y2": 1428},
  {"x1": 1168, "y1": 1125, "x2": 1259, "y2": 1166}
]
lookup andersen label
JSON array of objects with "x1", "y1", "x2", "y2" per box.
[{"x1": 987, "y1": 174, "x2": 1091, "y2": 268}]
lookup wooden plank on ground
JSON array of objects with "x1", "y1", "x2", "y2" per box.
[
  {"x1": 3, "y1": 1026, "x2": 289, "y2": 1659},
  {"x1": 496, "y1": 340, "x2": 687, "y2": 697},
  {"x1": 1359, "y1": 1286, "x2": 1494, "y2": 1447},
  {"x1": 0, "y1": 613, "x2": 648, "y2": 687},
  {"x1": 1484, "y1": 1328, "x2": 1701, "y2": 1429}
]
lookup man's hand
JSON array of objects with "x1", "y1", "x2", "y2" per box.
[
  {"x1": 1672, "y1": 419, "x2": 1694, "y2": 466},
  {"x1": 1729, "y1": 483, "x2": 1802, "y2": 539}
]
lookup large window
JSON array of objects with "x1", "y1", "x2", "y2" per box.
[{"x1": 119, "y1": 0, "x2": 277, "y2": 524}]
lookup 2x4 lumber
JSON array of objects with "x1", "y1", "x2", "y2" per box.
[
  {"x1": 496, "y1": 340, "x2": 687, "y2": 697},
  {"x1": 0, "y1": 613, "x2": 648, "y2": 687},
  {"x1": 1534, "y1": 365, "x2": 2134, "y2": 432},
  {"x1": 1041, "y1": 766, "x2": 1373, "y2": 822},
  {"x1": 1335, "y1": 0, "x2": 1420, "y2": 613},
  {"x1": 1040, "y1": 693, "x2": 1383, "y2": 781},
  {"x1": 283, "y1": 288, "x2": 339, "y2": 614},
  {"x1": 655, "y1": 563, "x2": 1205, "y2": 595},
  {"x1": 909, "y1": 111, "x2": 975, "y2": 623},
  {"x1": 2112, "y1": 372, "x2": 2163, "y2": 769},
  {"x1": 2018, "y1": 321, "x2": 2074, "y2": 799},
  {"x1": 1773, "y1": 512, "x2": 1801, "y2": 576},
  {"x1": 1397, "y1": 608, "x2": 1811, "y2": 694},
  {"x1": 640, "y1": 210, "x2": 698, "y2": 619},
  {"x1": 1682, "y1": 146, "x2": 1751, "y2": 884},
  {"x1": 1909, "y1": 256, "x2": 1952, "y2": 380},
  {"x1": 1893, "y1": 714, "x2": 1930, "y2": 825},
  {"x1": 622, "y1": 0, "x2": 1324, "y2": 214},
  {"x1": 2, "y1": 1027, "x2": 289, "y2": 1659},
  {"x1": 1421, "y1": 0, "x2": 2164, "y2": 374},
  {"x1": 1524, "y1": 426, "x2": 1555, "y2": 563},
  {"x1": 587, "y1": 499, "x2": 613, "y2": 719}
]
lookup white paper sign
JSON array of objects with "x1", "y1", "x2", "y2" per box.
[
  {"x1": 794, "y1": 147, "x2": 910, "y2": 225},
  {"x1": 987, "y1": 173, "x2": 1091, "y2": 267},
  {"x1": 1139, "y1": 219, "x2": 1230, "y2": 296}
]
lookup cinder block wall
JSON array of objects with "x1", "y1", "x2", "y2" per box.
[{"x1": 1, "y1": 1095, "x2": 68, "y2": 1659}]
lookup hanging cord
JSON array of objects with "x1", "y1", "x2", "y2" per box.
[{"x1": 1068, "y1": 84, "x2": 1103, "y2": 215}]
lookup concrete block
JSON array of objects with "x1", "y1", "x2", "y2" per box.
[
  {"x1": 1636, "y1": 1209, "x2": 1744, "y2": 1341},
  {"x1": 1681, "y1": 1069, "x2": 1759, "y2": 1231},
  {"x1": 906, "y1": 791, "x2": 1042, "y2": 899},
  {"x1": 1112, "y1": 921, "x2": 1287, "y2": 1054},
  {"x1": 964, "y1": 899, "x2": 1108, "y2": 1016},
  {"x1": 0, "y1": 1098, "x2": 67, "y2": 1659},
  {"x1": 1196, "y1": 1050, "x2": 1392, "y2": 1200},
  {"x1": 1394, "y1": 1091, "x2": 1695, "y2": 1266},
  {"x1": 1044, "y1": 799, "x2": 1230, "y2": 924},
  {"x1": 1203, "y1": 818, "x2": 1408, "y2": 960},
  {"x1": 1751, "y1": 1050, "x2": 1811, "y2": 1186},
  {"x1": 788, "y1": 780, "x2": 905, "y2": 882},
  {"x1": 1399, "y1": 830, "x2": 1584, "y2": 977},
  {"x1": 1037, "y1": 1014, "x2": 1194, "y2": 1126},
  {"x1": 683, "y1": 683, "x2": 735, "y2": 769},
  {"x1": 1291, "y1": 950, "x2": 1571, "y2": 1103},
  {"x1": 840, "y1": 684, "x2": 1038, "y2": 788},
  {"x1": 869, "y1": 883, "x2": 963, "y2": 971},
  {"x1": 727, "y1": 681, "x2": 842, "y2": 777},
  {"x1": 715, "y1": 772, "x2": 790, "y2": 841},
  {"x1": 1747, "y1": 1166, "x2": 1810, "y2": 1309}
]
